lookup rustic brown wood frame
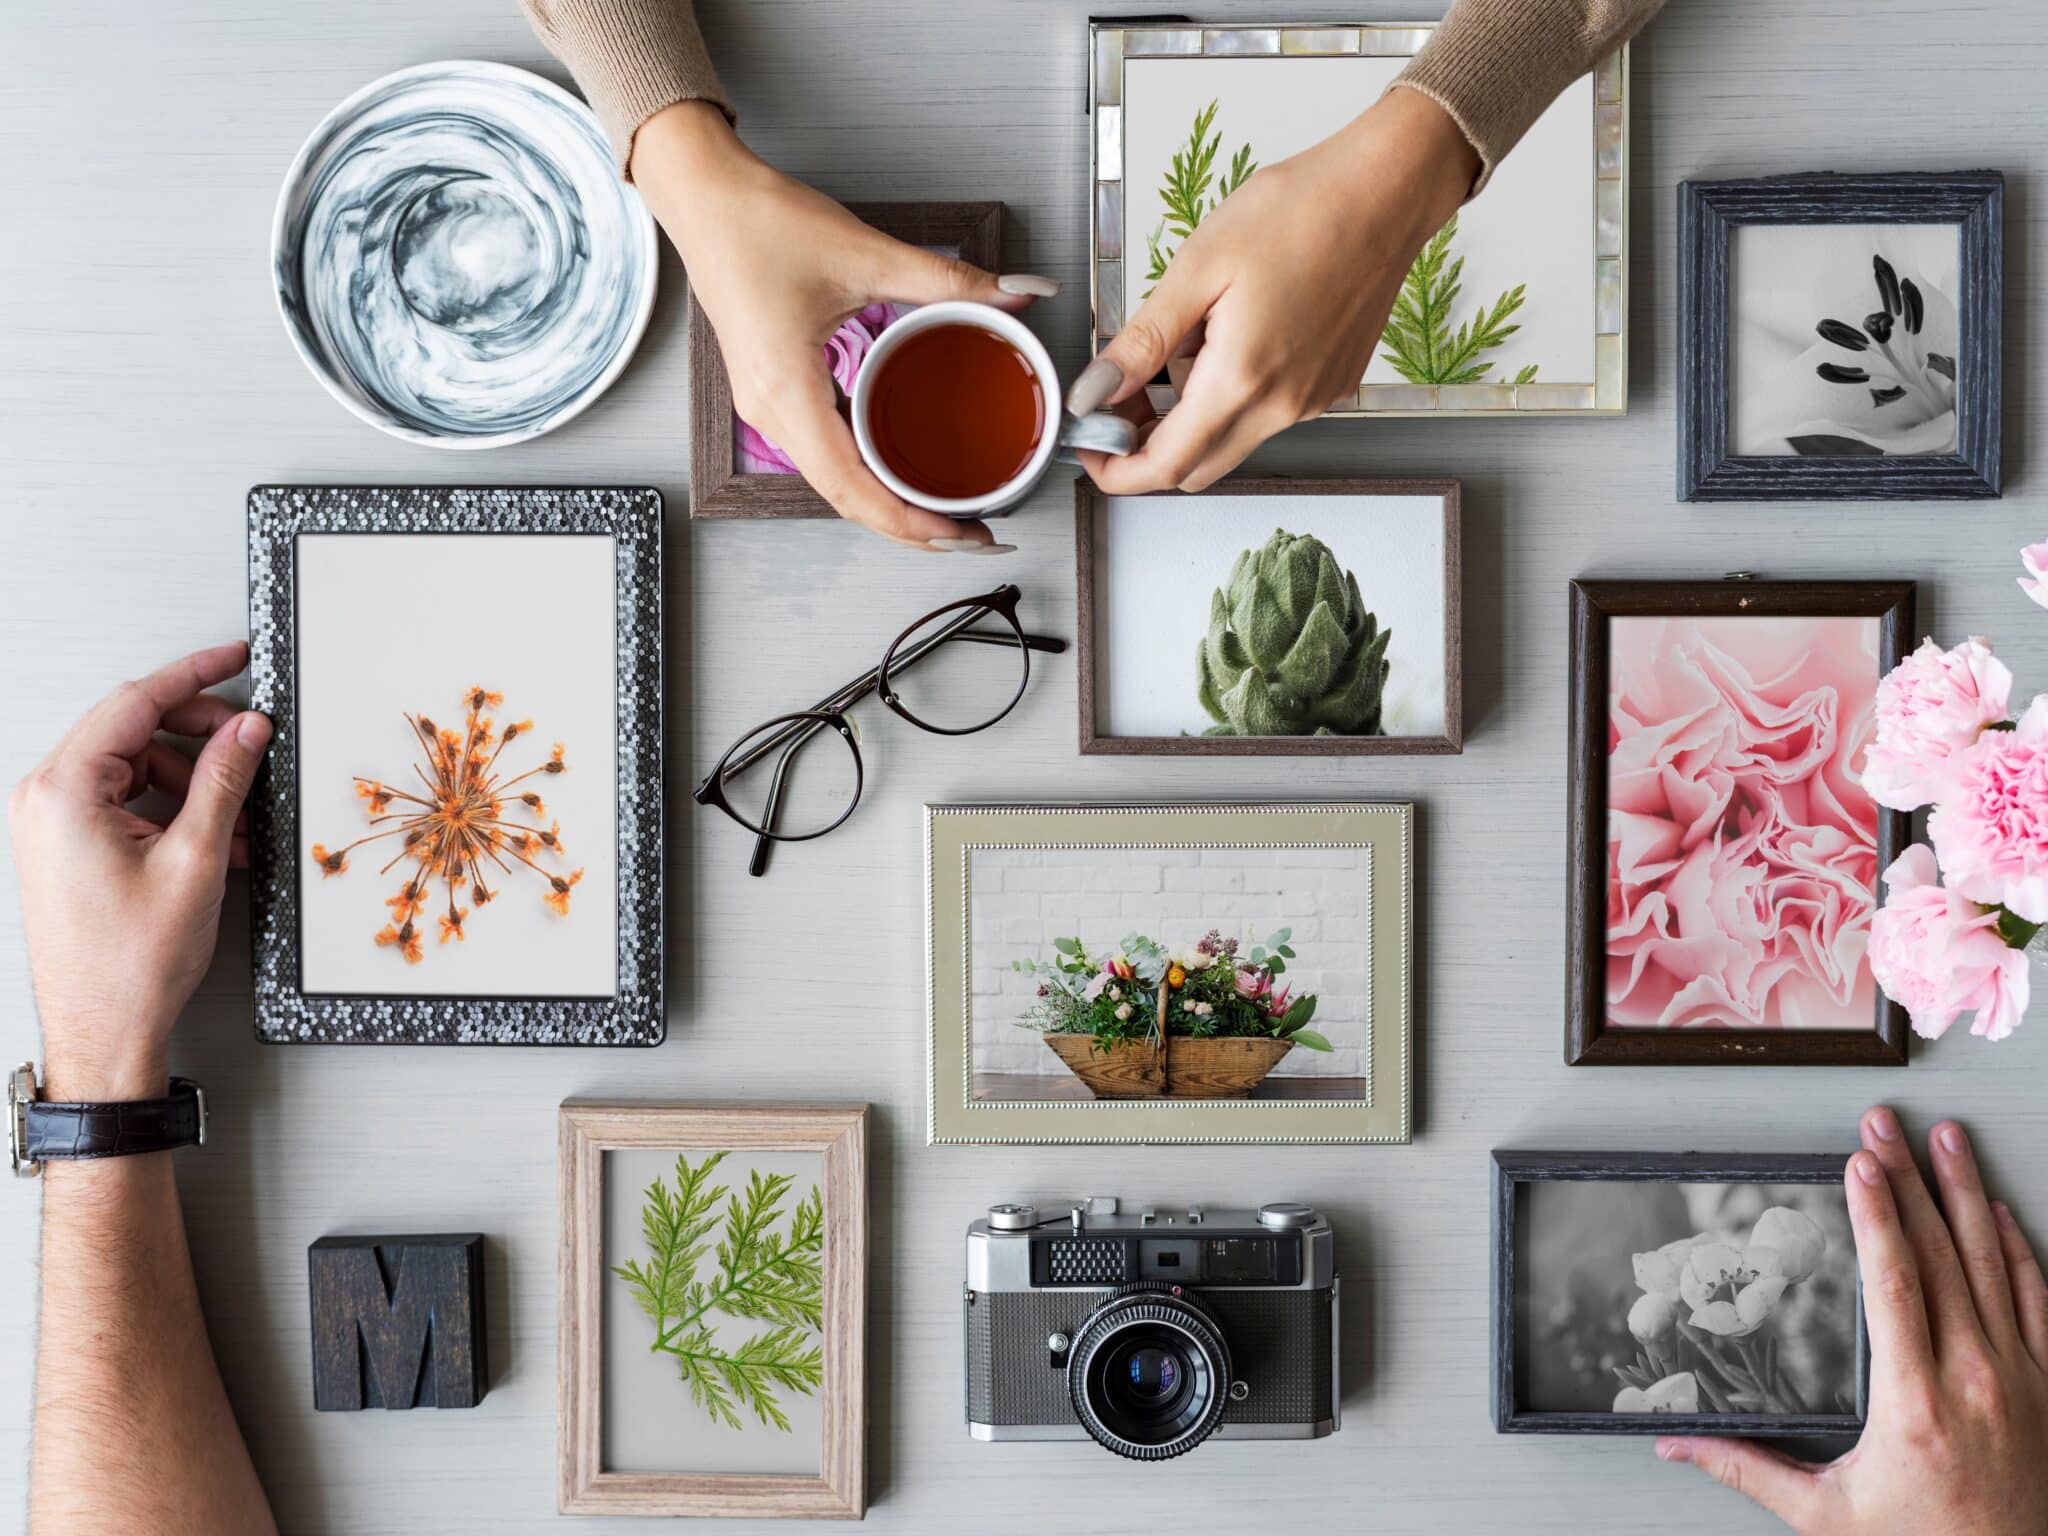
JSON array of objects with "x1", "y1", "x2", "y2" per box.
[
  {"x1": 688, "y1": 202, "x2": 1004, "y2": 518},
  {"x1": 557, "y1": 1102, "x2": 868, "y2": 1518},
  {"x1": 1074, "y1": 477, "x2": 1463, "y2": 755},
  {"x1": 1566, "y1": 578, "x2": 1914, "y2": 1067}
]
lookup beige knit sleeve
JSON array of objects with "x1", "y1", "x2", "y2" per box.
[
  {"x1": 1394, "y1": 0, "x2": 1665, "y2": 195},
  {"x1": 519, "y1": 0, "x2": 733, "y2": 176}
]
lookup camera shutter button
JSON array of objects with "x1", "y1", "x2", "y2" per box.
[
  {"x1": 988, "y1": 1203, "x2": 1037, "y2": 1230},
  {"x1": 1257, "y1": 1202, "x2": 1316, "y2": 1230}
]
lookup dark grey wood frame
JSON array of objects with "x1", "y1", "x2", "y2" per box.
[
  {"x1": 688, "y1": 202, "x2": 1004, "y2": 518},
  {"x1": 1567, "y1": 578, "x2": 1913, "y2": 1066},
  {"x1": 1075, "y1": 477, "x2": 1463, "y2": 755},
  {"x1": 1491, "y1": 1150, "x2": 1869, "y2": 1436},
  {"x1": 1677, "y1": 171, "x2": 2002, "y2": 501},
  {"x1": 246, "y1": 486, "x2": 665, "y2": 1046}
]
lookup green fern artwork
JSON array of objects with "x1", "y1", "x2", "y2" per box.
[
  {"x1": 1143, "y1": 99, "x2": 1257, "y2": 295},
  {"x1": 613, "y1": 1150, "x2": 826, "y2": 1433},
  {"x1": 1380, "y1": 214, "x2": 1538, "y2": 386}
]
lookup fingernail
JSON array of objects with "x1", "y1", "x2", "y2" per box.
[
  {"x1": 1867, "y1": 1106, "x2": 1901, "y2": 1142},
  {"x1": 929, "y1": 539, "x2": 1018, "y2": 555},
  {"x1": 236, "y1": 712, "x2": 272, "y2": 748},
  {"x1": 1657, "y1": 1440, "x2": 1693, "y2": 1464},
  {"x1": 1994, "y1": 1200, "x2": 2017, "y2": 1229},
  {"x1": 1853, "y1": 1151, "x2": 1884, "y2": 1185},
  {"x1": 1938, "y1": 1122, "x2": 1966, "y2": 1155},
  {"x1": 1066, "y1": 357, "x2": 1123, "y2": 417},
  {"x1": 997, "y1": 273, "x2": 1060, "y2": 298}
]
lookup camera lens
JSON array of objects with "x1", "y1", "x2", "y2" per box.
[{"x1": 1067, "y1": 1289, "x2": 1231, "y2": 1460}]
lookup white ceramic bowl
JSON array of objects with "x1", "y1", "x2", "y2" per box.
[{"x1": 272, "y1": 60, "x2": 657, "y2": 449}]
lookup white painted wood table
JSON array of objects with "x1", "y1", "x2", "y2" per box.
[{"x1": 4, "y1": 1, "x2": 2047, "y2": 1531}]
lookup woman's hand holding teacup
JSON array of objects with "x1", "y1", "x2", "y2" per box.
[{"x1": 632, "y1": 101, "x2": 1056, "y2": 553}]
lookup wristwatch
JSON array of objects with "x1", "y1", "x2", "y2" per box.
[{"x1": 8, "y1": 1062, "x2": 207, "y2": 1177}]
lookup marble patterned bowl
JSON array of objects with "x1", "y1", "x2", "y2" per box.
[{"x1": 272, "y1": 60, "x2": 656, "y2": 449}]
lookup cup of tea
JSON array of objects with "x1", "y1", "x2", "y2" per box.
[{"x1": 850, "y1": 300, "x2": 1136, "y2": 518}]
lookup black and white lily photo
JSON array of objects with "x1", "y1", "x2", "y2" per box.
[{"x1": 1731, "y1": 223, "x2": 1960, "y2": 457}]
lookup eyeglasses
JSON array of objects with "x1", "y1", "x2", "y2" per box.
[{"x1": 695, "y1": 585, "x2": 1065, "y2": 876}]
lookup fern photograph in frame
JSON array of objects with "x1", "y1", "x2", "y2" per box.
[
  {"x1": 557, "y1": 1102, "x2": 867, "y2": 1519},
  {"x1": 925, "y1": 803, "x2": 1413, "y2": 1145},
  {"x1": 1089, "y1": 22, "x2": 1625, "y2": 417}
]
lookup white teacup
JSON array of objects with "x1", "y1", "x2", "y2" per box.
[{"x1": 850, "y1": 300, "x2": 1135, "y2": 518}]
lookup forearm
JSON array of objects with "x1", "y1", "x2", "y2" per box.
[
  {"x1": 31, "y1": 1154, "x2": 274, "y2": 1534},
  {"x1": 520, "y1": 0, "x2": 732, "y2": 175},
  {"x1": 1396, "y1": 0, "x2": 1666, "y2": 193}
]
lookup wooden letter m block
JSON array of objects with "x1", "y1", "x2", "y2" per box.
[{"x1": 309, "y1": 1233, "x2": 488, "y2": 1410}]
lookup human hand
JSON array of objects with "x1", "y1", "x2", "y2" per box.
[
  {"x1": 1070, "y1": 85, "x2": 1478, "y2": 494},
  {"x1": 1656, "y1": 1108, "x2": 2048, "y2": 1534},
  {"x1": 632, "y1": 101, "x2": 1056, "y2": 553},
  {"x1": 8, "y1": 643, "x2": 272, "y2": 1102}
]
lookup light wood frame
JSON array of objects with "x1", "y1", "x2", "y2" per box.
[
  {"x1": 1566, "y1": 578, "x2": 1914, "y2": 1066},
  {"x1": 688, "y1": 202, "x2": 1003, "y2": 518},
  {"x1": 1075, "y1": 477, "x2": 1462, "y2": 754},
  {"x1": 558, "y1": 1102, "x2": 868, "y2": 1518}
]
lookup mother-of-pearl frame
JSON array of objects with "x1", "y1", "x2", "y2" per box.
[
  {"x1": 1088, "y1": 21, "x2": 1627, "y2": 417},
  {"x1": 925, "y1": 803, "x2": 1413, "y2": 1145}
]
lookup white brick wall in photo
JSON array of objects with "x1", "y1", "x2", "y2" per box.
[{"x1": 966, "y1": 845, "x2": 1371, "y2": 1077}]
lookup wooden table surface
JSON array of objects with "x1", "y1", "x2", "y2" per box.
[{"x1": 5, "y1": 2, "x2": 2047, "y2": 1532}]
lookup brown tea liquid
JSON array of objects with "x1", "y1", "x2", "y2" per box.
[{"x1": 866, "y1": 323, "x2": 1046, "y2": 499}]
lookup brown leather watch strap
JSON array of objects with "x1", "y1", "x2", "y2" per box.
[{"x1": 23, "y1": 1078, "x2": 205, "y2": 1162}]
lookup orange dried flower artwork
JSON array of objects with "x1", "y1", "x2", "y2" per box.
[{"x1": 309, "y1": 686, "x2": 583, "y2": 965}]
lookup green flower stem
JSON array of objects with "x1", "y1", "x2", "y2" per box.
[{"x1": 1996, "y1": 906, "x2": 2043, "y2": 950}]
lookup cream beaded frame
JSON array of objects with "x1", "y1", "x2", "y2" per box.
[
  {"x1": 925, "y1": 803, "x2": 1413, "y2": 1144},
  {"x1": 1087, "y1": 22, "x2": 1628, "y2": 417}
]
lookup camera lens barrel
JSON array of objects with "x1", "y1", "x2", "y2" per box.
[{"x1": 1065, "y1": 1287, "x2": 1232, "y2": 1460}]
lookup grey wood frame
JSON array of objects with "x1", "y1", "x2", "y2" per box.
[
  {"x1": 1490, "y1": 1149, "x2": 1869, "y2": 1436},
  {"x1": 1676, "y1": 171, "x2": 2003, "y2": 501},
  {"x1": 557, "y1": 1101, "x2": 868, "y2": 1519},
  {"x1": 1074, "y1": 477, "x2": 1463, "y2": 755},
  {"x1": 1566, "y1": 578, "x2": 1913, "y2": 1066},
  {"x1": 687, "y1": 202, "x2": 1003, "y2": 518}
]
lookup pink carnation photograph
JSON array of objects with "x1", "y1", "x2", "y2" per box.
[{"x1": 1605, "y1": 615, "x2": 1884, "y2": 1032}]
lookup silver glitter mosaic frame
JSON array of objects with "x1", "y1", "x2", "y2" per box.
[
  {"x1": 1088, "y1": 22, "x2": 1628, "y2": 417},
  {"x1": 246, "y1": 485, "x2": 665, "y2": 1045}
]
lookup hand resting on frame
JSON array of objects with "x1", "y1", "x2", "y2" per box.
[{"x1": 1657, "y1": 1108, "x2": 2048, "y2": 1535}]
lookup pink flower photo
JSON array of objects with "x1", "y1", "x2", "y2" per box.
[{"x1": 1606, "y1": 615, "x2": 1883, "y2": 1031}]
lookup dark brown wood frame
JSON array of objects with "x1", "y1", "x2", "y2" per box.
[
  {"x1": 1074, "y1": 477, "x2": 1463, "y2": 755},
  {"x1": 1566, "y1": 578, "x2": 1914, "y2": 1066},
  {"x1": 687, "y1": 202, "x2": 1004, "y2": 518}
]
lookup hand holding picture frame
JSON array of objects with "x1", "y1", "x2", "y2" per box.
[
  {"x1": 557, "y1": 1102, "x2": 867, "y2": 1519},
  {"x1": 1567, "y1": 578, "x2": 1913, "y2": 1066},
  {"x1": 1492, "y1": 1151, "x2": 1867, "y2": 1437}
]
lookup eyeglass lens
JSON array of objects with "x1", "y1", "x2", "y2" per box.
[
  {"x1": 714, "y1": 713, "x2": 863, "y2": 841},
  {"x1": 883, "y1": 601, "x2": 1031, "y2": 734}
]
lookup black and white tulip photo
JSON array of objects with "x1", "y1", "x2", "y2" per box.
[{"x1": 1731, "y1": 223, "x2": 1960, "y2": 457}]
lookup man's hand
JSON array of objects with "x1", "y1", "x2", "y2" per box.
[
  {"x1": 9, "y1": 641, "x2": 271, "y2": 1102},
  {"x1": 1072, "y1": 86, "x2": 1478, "y2": 493},
  {"x1": 1657, "y1": 1108, "x2": 2048, "y2": 1534},
  {"x1": 633, "y1": 101, "x2": 1055, "y2": 553}
]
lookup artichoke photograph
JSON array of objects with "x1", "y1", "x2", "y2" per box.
[{"x1": 1197, "y1": 529, "x2": 1391, "y2": 737}]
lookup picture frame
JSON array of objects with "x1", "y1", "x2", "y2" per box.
[
  {"x1": 688, "y1": 201, "x2": 1004, "y2": 517},
  {"x1": 926, "y1": 802, "x2": 1413, "y2": 1145},
  {"x1": 1089, "y1": 21, "x2": 1626, "y2": 417},
  {"x1": 1677, "y1": 171, "x2": 2003, "y2": 500},
  {"x1": 1075, "y1": 476, "x2": 1462, "y2": 754},
  {"x1": 557, "y1": 1101, "x2": 867, "y2": 1519},
  {"x1": 1567, "y1": 578, "x2": 1914, "y2": 1066},
  {"x1": 247, "y1": 485, "x2": 664, "y2": 1045},
  {"x1": 1491, "y1": 1150, "x2": 1869, "y2": 1436}
]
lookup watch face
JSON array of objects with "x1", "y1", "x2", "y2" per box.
[{"x1": 8, "y1": 1063, "x2": 37, "y2": 1177}]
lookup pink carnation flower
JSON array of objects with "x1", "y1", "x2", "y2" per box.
[
  {"x1": 1869, "y1": 845, "x2": 2030, "y2": 1041},
  {"x1": 1860, "y1": 637, "x2": 2012, "y2": 812},
  {"x1": 1929, "y1": 697, "x2": 2048, "y2": 924},
  {"x1": 2020, "y1": 541, "x2": 2048, "y2": 610}
]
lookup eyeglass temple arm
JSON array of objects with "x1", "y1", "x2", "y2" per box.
[{"x1": 746, "y1": 735, "x2": 803, "y2": 878}]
